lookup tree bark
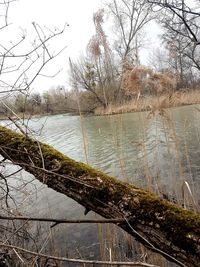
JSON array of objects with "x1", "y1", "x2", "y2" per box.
[{"x1": 0, "y1": 126, "x2": 199, "y2": 267}]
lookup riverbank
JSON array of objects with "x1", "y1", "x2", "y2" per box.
[
  {"x1": 1, "y1": 89, "x2": 200, "y2": 120},
  {"x1": 95, "y1": 89, "x2": 200, "y2": 115},
  {"x1": 0, "y1": 111, "x2": 75, "y2": 121}
]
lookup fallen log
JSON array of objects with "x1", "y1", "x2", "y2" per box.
[{"x1": 0, "y1": 126, "x2": 199, "y2": 267}]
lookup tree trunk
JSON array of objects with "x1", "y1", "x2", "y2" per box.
[{"x1": 0, "y1": 126, "x2": 199, "y2": 267}]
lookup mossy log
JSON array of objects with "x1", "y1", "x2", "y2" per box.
[{"x1": 0, "y1": 126, "x2": 200, "y2": 267}]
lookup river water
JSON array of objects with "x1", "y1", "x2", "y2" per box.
[
  {"x1": 1, "y1": 105, "x2": 200, "y2": 264},
  {"x1": 31, "y1": 104, "x2": 200, "y2": 193}
]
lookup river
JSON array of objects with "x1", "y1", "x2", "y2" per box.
[
  {"x1": 31, "y1": 104, "x2": 200, "y2": 193},
  {"x1": 1, "y1": 105, "x2": 200, "y2": 265}
]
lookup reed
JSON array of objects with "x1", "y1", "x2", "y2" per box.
[
  {"x1": 1, "y1": 92, "x2": 200, "y2": 267},
  {"x1": 93, "y1": 94, "x2": 200, "y2": 266},
  {"x1": 95, "y1": 89, "x2": 200, "y2": 116}
]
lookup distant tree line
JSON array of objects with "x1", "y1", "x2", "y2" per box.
[{"x1": 0, "y1": 87, "x2": 81, "y2": 117}]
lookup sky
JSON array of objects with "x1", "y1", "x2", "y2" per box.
[
  {"x1": 4, "y1": 0, "x2": 102, "y2": 92},
  {"x1": 5, "y1": 0, "x2": 161, "y2": 93}
]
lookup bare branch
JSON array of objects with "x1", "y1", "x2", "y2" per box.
[
  {"x1": 0, "y1": 126, "x2": 199, "y2": 267},
  {"x1": 0, "y1": 242, "x2": 160, "y2": 266},
  {"x1": 0, "y1": 215, "x2": 126, "y2": 224}
]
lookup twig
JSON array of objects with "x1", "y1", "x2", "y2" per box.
[
  {"x1": 0, "y1": 242, "x2": 159, "y2": 266},
  {"x1": 0, "y1": 173, "x2": 10, "y2": 207},
  {"x1": 12, "y1": 249, "x2": 25, "y2": 265}
]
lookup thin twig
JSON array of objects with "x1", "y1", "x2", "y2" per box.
[{"x1": 0, "y1": 242, "x2": 159, "y2": 266}]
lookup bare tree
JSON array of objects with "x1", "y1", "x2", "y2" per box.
[
  {"x1": 104, "y1": 0, "x2": 155, "y2": 101},
  {"x1": 148, "y1": 47, "x2": 169, "y2": 72},
  {"x1": 107, "y1": 0, "x2": 154, "y2": 64},
  {"x1": 88, "y1": 8, "x2": 116, "y2": 107},
  {"x1": 70, "y1": 9, "x2": 118, "y2": 109},
  {"x1": 0, "y1": 1, "x2": 68, "y2": 119},
  {"x1": 69, "y1": 55, "x2": 108, "y2": 108},
  {"x1": 163, "y1": 28, "x2": 195, "y2": 88},
  {"x1": 147, "y1": 0, "x2": 200, "y2": 73},
  {"x1": 70, "y1": 2, "x2": 155, "y2": 106}
]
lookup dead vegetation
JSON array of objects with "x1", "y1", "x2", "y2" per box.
[
  {"x1": 95, "y1": 89, "x2": 200, "y2": 115},
  {"x1": 122, "y1": 63, "x2": 176, "y2": 96}
]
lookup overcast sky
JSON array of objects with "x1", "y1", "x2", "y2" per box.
[
  {"x1": 4, "y1": 0, "x2": 102, "y2": 92},
  {"x1": 6, "y1": 0, "x2": 161, "y2": 92}
]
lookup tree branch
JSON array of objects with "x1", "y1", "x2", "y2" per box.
[
  {"x1": 0, "y1": 126, "x2": 199, "y2": 267},
  {"x1": 0, "y1": 242, "x2": 159, "y2": 267}
]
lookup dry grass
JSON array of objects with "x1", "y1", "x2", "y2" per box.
[{"x1": 95, "y1": 89, "x2": 200, "y2": 115}]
